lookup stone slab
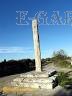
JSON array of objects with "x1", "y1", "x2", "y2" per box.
[
  {"x1": 13, "y1": 75, "x2": 57, "y2": 83},
  {"x1": 11, "y1": 82, "x2": 54, "y2": 89},
  {"x1": 11, "y1": 70, "x2": 58, "y2": 89},
  {"x1": 20, "y1": 69, "x2": 56, "y2": 78}
]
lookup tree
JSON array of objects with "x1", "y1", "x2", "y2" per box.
[
  {"x1": 52, "y1": 49, "x2": 67, "y2": 60},
  {"x1": 52, "y1": 49, "x2": 70, "y2": 67}
]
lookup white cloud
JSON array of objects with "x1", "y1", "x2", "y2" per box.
[{"x1": 0, "y1": 47, "x2": 33, "y2": 53}]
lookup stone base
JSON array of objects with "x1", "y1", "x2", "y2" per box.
[{"x1": 11, "y1": 70, "x2": 58, "y2": 89}]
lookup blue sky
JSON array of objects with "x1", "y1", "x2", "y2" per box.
[{"x1": 0, "y1": 0, "x2": 72, "y2": 61}]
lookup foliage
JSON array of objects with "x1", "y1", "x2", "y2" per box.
[
  {"x1": 52, "y1": 49, "x2": 67, "y2": 60},
  {"x1": 52, "y1": 49, "x2": 71, "y2": 67},
  {"x1": 58, "y1": 60, "x2": 71, "y2": 67},
  {"x1": 0, "y1": 59, "x2": 35, "y2": 77},
  {"x1": 57, "y1": 72, "x2": 72, "y2": 87}
]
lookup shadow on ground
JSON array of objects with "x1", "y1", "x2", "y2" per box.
[{"x1": 53, "y1": 87, "x2": 72, "y2": 96}]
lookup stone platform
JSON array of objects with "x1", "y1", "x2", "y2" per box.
[{"x1": 11, "y1": 70, "x2": 58, "y2": 89}]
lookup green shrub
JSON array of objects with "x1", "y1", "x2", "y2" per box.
[{"x1": 57, "y1": 72, "x2": 72, "y2": 87}]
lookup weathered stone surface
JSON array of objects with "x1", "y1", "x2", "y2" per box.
[
  {"x1": 32, "y1": 19, "x2": 41, "y2": 72},
  {"x1": 11, "y1": 82, "x2": 53, "y2": 89},
  {"x1": 20, "y1": 71, "x2": 48, "y2": 78},
  {"x1": 11, "y1": 81, "x2": 54, "y2": 89},
  {"x1": 13, "y1": 78, "x2": 24, "y2": 82},
  {"x1": 11, "y1": 71, "x2": 58, "y2": 89},
  {"x1": 71, "y1": 57, "x2": 72, "y2": 65},
  {"x1": 13, "y1": 77, "x2": 56, "y2": 83},
  {"x1": 20, "y1": 69, "x2": 56, "y2": 78}
]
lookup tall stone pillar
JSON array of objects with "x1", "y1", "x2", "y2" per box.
[
  {"x1": 32, "y1": 19, "x2": 41, "y2": 72},
  {"x1": 71, "y1": 57, "x2": 72, "y2": 65},
  {"x1": 11, "y1": 19, "x2": 58, "y2": 90}
]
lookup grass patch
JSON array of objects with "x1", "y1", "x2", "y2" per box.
[
  {"x1": 58, "y1": 60, "x2": 71, "y2": 68},
  {"x1": 53, "y1": 60, "x2": 72, "y2": 68}
]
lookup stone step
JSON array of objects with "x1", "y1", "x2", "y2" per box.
[
  {"x1": 13, "y1": 74, "x2": 57, "y2": 83},
  {"x1": 20, "y1": 70, "x2": 56, "y2": 78},
  {"x1": 13, "y1": 78, "x2": 52, "y2": 83},
  {"x1": 11, "y1": 81, "x2": 54, "y2": 89},
  {"x1": 13, "y1": 77, "x2": 24, "y2": 82},
  {"x1": 11, "y1": 71, "x2": 58, "y2": 89},
  {"x1": 20, "y1": 72, "x2": 48, "y2": 78}
]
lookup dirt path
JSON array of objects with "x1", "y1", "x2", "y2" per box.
[
  {"x1": 0, "y1": 74, "x2": 20, "y2": 90},
  {"x1": 43, "y1": 63, "x2": 72, "y2": 73}
]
